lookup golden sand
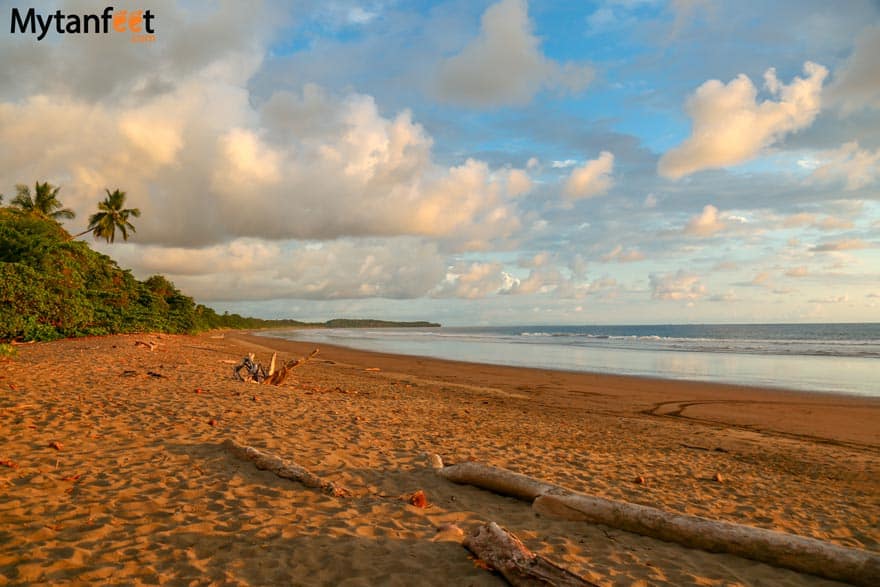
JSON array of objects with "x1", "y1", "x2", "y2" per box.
[{"x1": 1, "y1": 331, "x2": 878, "y2": 586}]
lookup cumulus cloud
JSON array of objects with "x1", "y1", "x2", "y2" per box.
[
  {"x1": 650, "y1": 270, "x2": 706, "y2": 301},
  {"x1": 0, "y1": 78, "x2": 523, "y2": 249},
  {"x1": 502, "y1": 268, "x2": 567, "y2": 295},
  {"x1": 682, "y1": 204, "x2": 725, "y2": 236},
  {"x1": 518, "y1": 252, "x2": 552, "y2": 268},
  {"x1": 0, "y1": 2, "x2": 546, "y2": 307},
  {"x1": 809, "y1": 142, "x2": 880, "y2": 191},
  {"x1": 563, "y1": 151, "x2": 614, "y2": 200},
  {"x1": 658, "y1": 62, "x2": 828, "y2": 179},
  {"x1": 432, "y1": 262, "x2": 510, "y2": 299},
  {"x1": 111, "y1": 238, "x2": 448, "y2": 301},
  {"x1": 506, "y1": 168, "x2": 533, "y2": 196},
  {"x1": 827, "y1": 26, "x2": 880, "y2": 113},
  {"x1": 435, "y1": 0, "x2": 593, "y2": 107}
]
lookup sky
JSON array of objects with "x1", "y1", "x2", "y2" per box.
[{"x1": 1, "y1": 0, "x2": 878, "y2": 326}]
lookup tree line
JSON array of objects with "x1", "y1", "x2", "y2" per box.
[
  {"x1": 0, "y1": 181, "x2": 302, "y2": 341},
  {"x1": 0, "y1": 181, "x2": 439, "y2": 342}
]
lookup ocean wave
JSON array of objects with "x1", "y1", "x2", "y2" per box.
[{"x1": 274, "y1": 326, "x2": 880, "y2": 359}]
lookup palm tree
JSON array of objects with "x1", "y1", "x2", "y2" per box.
[
  {"x1": 10, "y1": 182, "x2": 75, "y2": 220},
  {"x1": 75, "y1": 189, "x2": 141, "y2": 243}
]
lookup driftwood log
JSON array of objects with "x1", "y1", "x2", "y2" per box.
[
  {"x1": 464, "y1": 522, "x2": 597, "y2": 587},
  {"x1": 264, "y1": 348, "x2": 319, "y2": 385},
  {"x1": 437, "y1": 460, "x2": 880, "y2": 587},
  {"x1": 534, "y1": 494, "x2": 880, "y2": 587},
  {"x1": 223, "y1": 439, "x2": 348, "y2": 497},
  {"x1": 437, "y1": 461, "x2": 566, "y2": 501}
]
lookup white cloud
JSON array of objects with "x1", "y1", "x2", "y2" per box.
[
  {"x1": 506, "y1": 168, "x2": 533, "y2": 196},
  {"x1": 658, "y1": 62, "x2": 828, "y2": 179},
  {"x1": 650, "y1": 270, "x2": 706, "y2": 301},
  {"x1": 0, "y1": 80, "x2": 524, "y2": 249},
  {"x1": 109, "y1": 237, "x2": 448, "y2": 302},
  {"x1": 433, "y1": 261, "x2": 509, "y2": 299},
  {"x1": 827, "y1": 25, "x2": 880, "y2": 113},
  {"x1": 435, "y1": 0, "x2": 593, "y2": 107},
  {"x1": 551, "y1": 159, "x2": 577, "y2": 169},
  {"x1": 563, "y1": 151, "x2": 614, "y2": 200},
  {"x1": 502, "y1": 268, "x2": 565, "y2": 295},
  {"x1": 683, "y1": 204, "x2": 725, "y2": 236},
  {"x1": 809, "y1": 142, "x2": 880, "y2": 191}
]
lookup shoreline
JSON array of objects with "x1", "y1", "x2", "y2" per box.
[
  {"x1": 240, "y1": 330, "x2": 880, "y2": 447},
  {"x1": 2, "y1": 331, "x2": 878, "y2": 585},
  {"x1": 251, "y1": 328, "x2": 870, "y2": 397},
  {"x1": 250, "y1": 325, "x2": 880, "y2": 398}
]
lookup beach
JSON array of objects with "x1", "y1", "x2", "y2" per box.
[{"x1": 1, "y1": 331, "x2": 878, "y2": 586}]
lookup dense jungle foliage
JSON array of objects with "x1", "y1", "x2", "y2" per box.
[{"x1": 0, "y1": 207, "x2": 306, "y2": 341}]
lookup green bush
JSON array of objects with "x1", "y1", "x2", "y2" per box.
[{"x1": 0, "y1": 207, "x2": 311, "y2": 341}]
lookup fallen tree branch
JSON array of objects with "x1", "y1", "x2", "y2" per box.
[
  {"x1": 533, "y1": 494, "x2": 880, "y2": 587},
  {"x1": 223, "y1": 438, "x2": 348, "y2": 497},
  {"x1": 435, "y1": 460, "x2": 880, "y2": 586},
  {"x1": 463, "y1": 522, "x2": 598, "y2": 587},
  {"x1": 437, "y1": 461, "x2": 568, "y2": 501},
  {"x1": 264, "y1": 348, "x2": 319, "y2": 386}
]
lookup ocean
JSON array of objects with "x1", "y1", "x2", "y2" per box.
[{"x1": 261, "y1": 323, "x2": 880, "y2": 397}]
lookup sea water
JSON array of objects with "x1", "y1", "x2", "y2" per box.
[{"x1": 262, "y1": 323, "x2": 880, "y2": 397}]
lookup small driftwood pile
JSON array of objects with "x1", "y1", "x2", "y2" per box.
[
  {"x1": 223, "y1": 438, "x2": 348, "y2": 497},
  {"x1": 432, "y1": 459, "x2": 880, "y2": 587},
  {"x1": 233, "y1": 348, "x2": 318, "y2": 385},
  {"x1": 464, "y1": 522, "x2": 598, "y2": 587}
]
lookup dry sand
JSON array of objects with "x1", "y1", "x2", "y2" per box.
[{"x1": 1, "y1": 331, "x2": 878, "y2": 586}]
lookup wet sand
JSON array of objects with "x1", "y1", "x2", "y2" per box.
[{"x1": 1, "y1": 331, "x2": 878, "y2": 586}]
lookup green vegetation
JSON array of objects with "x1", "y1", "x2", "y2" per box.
[
  {"x1": 0, "y1": 185, "x2": 440, "y2": 342},
  {"x1": 0, "y1": 343, "x2": 16, "y2": 358}
]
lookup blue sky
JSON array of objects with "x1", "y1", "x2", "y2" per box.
[{"x1": 1, "y1": 0, "x2": 878, "y2": 324}]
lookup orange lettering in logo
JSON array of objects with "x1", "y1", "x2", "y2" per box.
[
  {"x1": 129, "y1": 10, "x2": 143, "y2": 33},
  {"x1": 113, "y1": 10, "x2": 128, "y2": 32}
]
